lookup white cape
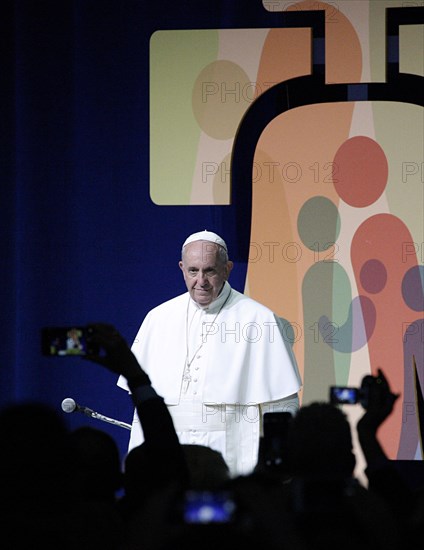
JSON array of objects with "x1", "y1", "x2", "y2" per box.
[{"x1": 118, "y1": 284, "x2": 302, "y2": 405}]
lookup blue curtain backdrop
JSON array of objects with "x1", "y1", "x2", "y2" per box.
[{"x1": 1, "y1": 0, "x2": 280, "y2": 459}]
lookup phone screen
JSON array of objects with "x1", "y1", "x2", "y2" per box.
[
  {"x1": 330, "y1": 386, "x2": 359, "y2": 405},
  {"x1": 41, "y1": 326, "x2": 97, "y2": 357},
  {"x1": 182, "y1": 490, "x2": 236, "y2": 524}
]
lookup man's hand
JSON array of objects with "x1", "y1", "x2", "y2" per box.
[
  {"x1": 358, "y1": 368, "x2": 400, "y2": 431},
  {"x1": 84, "y1": 323, "x2": 146, "y2": 382}
]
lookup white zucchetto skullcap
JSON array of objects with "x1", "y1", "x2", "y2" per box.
[{"x1": 182, "y1": 230, "x2": 228, "y2": 252}]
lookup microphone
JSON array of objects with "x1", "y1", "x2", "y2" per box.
[
  {"x1": 60, "y1": 397, "x2": 132, "y2": 430},
  {"x1": 61, "y1": 398, "x2": 95, "y2": 417}
]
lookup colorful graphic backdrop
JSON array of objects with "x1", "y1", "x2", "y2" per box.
[{"x1": 150, "y1": 1, "x2": 424, "y2": 462}]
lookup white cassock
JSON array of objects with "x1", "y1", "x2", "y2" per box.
[{"x1": 118, "y1": 282, "x2": 302, "y2": 476}]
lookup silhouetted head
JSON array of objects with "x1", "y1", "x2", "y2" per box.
[
  {"x1": 0, "y1": 401, "x2": 72, "y2": 508},
  {"x1": 68, "y1": 426, "x2": 123, "y2": 501},
  {"x1": 181, "y1": 444, "x2": 230, "y2": 490},
  {"x1": 286, "y1": 401, "x2": 356, "y2": 479}
]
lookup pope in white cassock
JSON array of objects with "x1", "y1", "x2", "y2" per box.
[{"x1": 118, "y1": 230, "x2": 302, "y2": 476}]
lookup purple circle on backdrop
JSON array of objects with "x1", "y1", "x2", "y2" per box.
[
  {"x1": 360, "y1": 259, "x2": 387, "y2": 294},
  {"x1": 402, "y1": 265, "x2": 424, "y2": 311}
]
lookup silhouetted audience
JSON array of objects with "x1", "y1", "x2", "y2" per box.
[
  {"x1": 0, "y1": 401, "x2": 74, "y2": 548},
  {"x1": 0, "y1": 400, "x2": 124, "y2": 549},
  {"x1": 2, "y1": 323, "x2": 423, "y2": 550},
  {"x1": 356, "y1": 368, "x2": 423, "y2": 548},
  {"x1": 85, "y1": 323, "x2": 190, "y2": 548},
  {"x1": 282, "y1": 400, "x2": 403, "y2": 550}
]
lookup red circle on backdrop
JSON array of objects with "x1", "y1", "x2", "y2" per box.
[{"x1": 333, "y1": 136, "x2": 388, "y2": 207}]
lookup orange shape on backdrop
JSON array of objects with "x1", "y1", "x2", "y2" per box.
[{"x1": 247, "y1": 7, "x2": 362, "y2": 385}]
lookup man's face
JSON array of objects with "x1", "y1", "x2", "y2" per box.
[{"x1": 179, "y1": 241, "x2": 233, "y2": 307}]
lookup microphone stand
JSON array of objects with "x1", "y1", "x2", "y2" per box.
[
  {"x1": 85, "y1": 409, "x2": 132, "y2": 430},
  {"x1": 62, "y1": 398, "x2": 132, "y2": 430}
]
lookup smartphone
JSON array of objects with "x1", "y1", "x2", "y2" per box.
[
  {"x1": 329, "y1": 386, "x2": 359, "y2": 405},
  {"x1": 41, "y1": 326, "x2": 98, "y2": 357},
  {"x1": 182, "y1": 490, "x2": 236, "y2": 524},
  {"x1": 262, "y1": 411, "x2": 292, "y2": 467}
]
